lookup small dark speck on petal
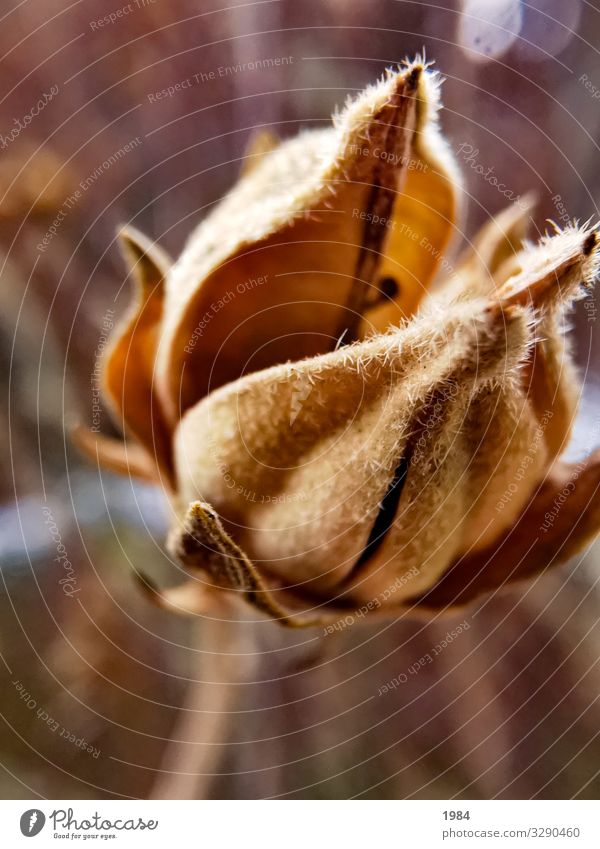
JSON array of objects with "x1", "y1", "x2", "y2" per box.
[{"x1": 379, "y1": 275, "x2": 400, "y2": 299}]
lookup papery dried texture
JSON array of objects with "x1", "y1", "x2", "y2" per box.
[
  {"x1": 155, "y1": 60, "x2": 461, "y2": 425},
  {"x1": 418, "y1": 448, "x2": 600, "y2": 611},
  {"x1": 499, "y1": 225, "x2": 599, "y2": 460},
  {"x1": 173, "y1": 297, "x2": 533, "y2": 614},
  {"x1": 447, "y1": 196, "x2": 534, "y2": 301},
  {"x1": 417, "y1": 225, "x2": 600, "y2": 610},
  {"x1": 171, "y1": 226, "x2": 600, "y2": 623},
  {"x1": 74, "y1": 227, "x2": 175, "y2": 487},
  {"x1": 364, "y1": 65, "x2": 462, "y2": 332},
  {"x1": 449, "y1": 215, "x2": 598, "y2": 461},
  {"x1": 73, "y1": 59, "x2": 600, "y2": 627},
  {"x1": 105, "y1": 228, "x2": 174, "y2": 479}
]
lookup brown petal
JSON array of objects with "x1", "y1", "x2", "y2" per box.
[
  {"x1": 499, "y1": 226, "x2": 599, "y2": 459},
  {"x1": 452, "y1": 383, "x2": 546, "y2": 554},
  {"x1": 445, "y1": 196, "x2": 535, "y2": 301},
  {"x1": 364, "y1": 68, "x2": 463, "y2": 331},
  {"x1": 340, "y1": 312, "x2": 540, "y2": 605},
  {"x1": 102, "y1": 226, "x2": 174, "y2": 485},
  {"x1": 156, "y1": 64, "x2": 425, "y2": 424},
  {"x1": 414, "y1": 449, "x2": 600, "y2": 611}
]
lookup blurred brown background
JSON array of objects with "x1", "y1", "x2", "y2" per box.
[{"x1": 2, "y1": 0, "x2": 600, "y2": 799}]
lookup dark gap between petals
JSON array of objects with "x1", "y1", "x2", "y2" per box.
[{"x1": 354, "y1": 455, "x2": 409, "y2": 568}]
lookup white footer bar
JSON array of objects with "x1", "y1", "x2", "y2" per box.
[{"x1": 0, "y1": 800, "x2": 598, "y2": 848}]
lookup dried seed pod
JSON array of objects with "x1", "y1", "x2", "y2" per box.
[
  {"x1": 173, "y1": 298, "x2": 531, "y2": 609},
  {"x1": 74, "y1": 60, "x2": 600, "y2": 626}
]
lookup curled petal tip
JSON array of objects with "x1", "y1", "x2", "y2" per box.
[
  {"x1": 583, "y1": 229, "x2": 599, "y2": 257},
  {"x1": 405, "y1": 63, "x2": 423, "y2": 91},
  {"x1": 496, "y1": 224, "x2": 600, "y2": 311}
]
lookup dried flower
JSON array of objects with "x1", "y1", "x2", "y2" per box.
[{"x1": 74, "y1": 59, "x2": 600, "y2": 626}]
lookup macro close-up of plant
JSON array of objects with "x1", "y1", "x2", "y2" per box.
[
  {"x1": 76, "y1": 59, "x2": 600, "y2": 629},
  {"x1": 3, "y1": 0, "x2": 600, "y2": 815}
]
